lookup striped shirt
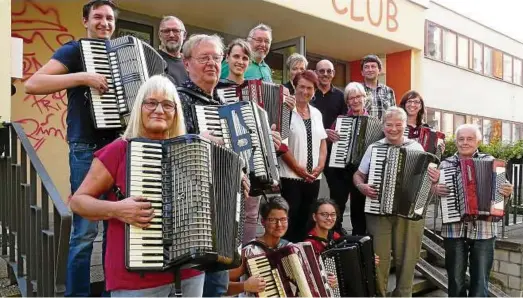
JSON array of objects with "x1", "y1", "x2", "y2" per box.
[{"x1": 439, "y1": 152, "x2": 499, "y2": 240}]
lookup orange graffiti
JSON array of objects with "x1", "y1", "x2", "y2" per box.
[{"x1": 11, "y1": 0, "x2": 76, "y2": 151}]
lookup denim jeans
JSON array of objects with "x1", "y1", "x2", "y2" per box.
[
  {"x1": 444, "y1": 237, "x2": 495, "y2": 297},
  {"x1": 111, "y1": 284, "x2": 173, "y2": 297},
  {"x1": 181, "y1": 273, "x2": 205, "y2": 297},
  {"x1": 203, "y1": 270, "x2": 229, "y2": 297},
  {"x1": 65, "y1": 142, "x2": 104, "y2": 297}
]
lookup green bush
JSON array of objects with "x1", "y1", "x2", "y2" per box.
[{"x1": 442, "y1": 137, "x2": 523, "y2": 161}]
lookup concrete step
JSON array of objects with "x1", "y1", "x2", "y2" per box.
[{"x1": 386, "y1": 270, "x2": 437, "y2": 296}]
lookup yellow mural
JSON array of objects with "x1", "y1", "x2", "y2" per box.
[{"x1": 11, "y1": 0, "x2": 85, "y2": 199}]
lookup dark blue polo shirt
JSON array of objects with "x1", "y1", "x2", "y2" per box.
[{"x1": 51, "y1": 40, "x2": 119, "y2": 145}]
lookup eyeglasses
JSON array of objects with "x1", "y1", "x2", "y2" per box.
[
  {"x1": 266, "y1": 217, "x2": 288, "y2": 224},
  {"x1": 160, "y1": 28, "x2": 186, "y2": 36},
  {"x1": 249, "y1": 37, "x2": 271, "y2": 45},
  {"x1": 318, "y1": 212, "x2": 337, "y2": 219},
  {"x1": 348, "y1": 94, "x2": 365, "y2": 101},
  {"x1": 191, "y1": 55, "x2": 223, "y2": 64},
  {"x1": 316, "y1": 69, "x2": 334, "y2": 75},
  {"x1": 142, "y1": 100, "x2": 176, "y2": 112},
  {"x1": 406, "y1": 99, "x2": 422, "y2": 105}
]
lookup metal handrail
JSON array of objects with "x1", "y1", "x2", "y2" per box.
[{"x1": 0, "y1": 122, "x2": 72, "y2": 296}]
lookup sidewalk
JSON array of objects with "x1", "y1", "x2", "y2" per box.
[{"x1": 0, "y1": 257, "x2": 21, "y2": 297}]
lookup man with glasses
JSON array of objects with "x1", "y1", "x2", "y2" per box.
[
  {"x1": 227, "y1": 196, "x2": 291, "y2": 296},
  {"x1": 158, "y1": 16, "x2": 188, "y2": 86},
  {"x1": 361, "y1": 54, "x2": 396, "y2": 120},
  {"x1": 221, "y1": 23, "x2": 273, "y2": 82}
]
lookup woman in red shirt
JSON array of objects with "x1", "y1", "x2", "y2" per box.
[
  {"x1": 304, "y1": 198, "x2": 343, "y2": 257},
  {"x1": 69, "y1": 75, "x2": 187, "y2": 296}
]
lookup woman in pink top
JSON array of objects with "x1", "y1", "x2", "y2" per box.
[{"x1": 69, "y1": 75, "x2": 186, "y2": 296}]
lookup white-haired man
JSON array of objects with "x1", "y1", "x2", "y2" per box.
[
  {"x1": 158, "y1": 15, "x2": 188, "y2": 85},
  {"x1": 353, "y1": 107, "x2": 439, "y2": 297},
  {"x1": 434, "y1": 124, "x2": 513, "y2": 297},
  {"x1": 221, "y1": 23, "x2": 273, "y2": 82}
]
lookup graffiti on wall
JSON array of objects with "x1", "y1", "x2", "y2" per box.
[{"x1": 11, "y1": 0, "x2": 74, "y2": 150}]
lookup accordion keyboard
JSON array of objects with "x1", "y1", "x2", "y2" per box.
[
  {"x1": 80, "y1": 40, "x2": 124, "y2": 129},
  {"x1": 127, "y1": 141, "x2": 164, "y2": 269},
  {"x1": 439, "y1": 167, "x2": 461, "y2": 223},
  {"x1": 247, "y1": 256, "x2": 286, "y2": 297},
  {"x1": 365, "y1": 146, "x2": 387, "y2": 214},
  {"x1": 329, "y1": 117, "x2": 354, "y2": 168}
]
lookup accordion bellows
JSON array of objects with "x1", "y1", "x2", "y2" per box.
[{"x1": 125, "y1": 135, "x2": 245, "y2": 271}]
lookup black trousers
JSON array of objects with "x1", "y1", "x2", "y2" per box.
[
  {"x1": 324, "y1": 165, "x2": 367, "y2": 235},
  {"x1": 280, "y1": 178, "x2": 320, "y2": 242}
]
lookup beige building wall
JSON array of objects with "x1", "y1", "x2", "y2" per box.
[
  {"x1": 11, "y1": 0, "x2": 86, "y2": 199},
  {"x1": 2, "y1": 0, "x2": 11, "y2": 122}
]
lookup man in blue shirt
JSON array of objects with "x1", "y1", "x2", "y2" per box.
[
  {"x1": 221, "y1": 23, "x2": 273, "y2": 82},
  {"x1": 24, "y1": 0, "x2": 119, "y2": 296}
]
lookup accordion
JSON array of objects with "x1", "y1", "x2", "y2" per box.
[
  {"x1": 193, "y1": 101, "x2": 279, "y2": 195},
  {"x1": 79, "y1": 36, "x2": 166, "y2": 130},
  {"x1": 125, "y1": 135, "x2": 245, "y2": 271},
  {"x1": 321, "y1": 236, "x2": 376, "y2": 297},
  {"x1": 246, "y1": 242, "x2": 332, "y2": 297},
  {"x1": 405, "y1": 126, "x2": 445, "y2": 158},
  {"x1": 216, "y1": 79, "x2": 291, "y2": 139},
  {"x1": 329, "y1": 116, "x2": 384, "y2": 168},
  {"x1": 364, "y1": 145, "x2": 439, "y2": 219},
  {"x1": 439, "y1": 158, "x2": 506, "y2": 224}
]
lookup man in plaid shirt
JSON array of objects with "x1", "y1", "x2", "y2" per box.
[
  {"x1": 361, "y1": 55, "x2": 396, "y2": 120},
  {"x1": 434, "y1": 124, "x2": 513, "y2": 297}
]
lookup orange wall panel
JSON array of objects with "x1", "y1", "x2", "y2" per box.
[
  {"x1": 349, "y1": 60, "x2": 364, "y2": 83},
  {"x1": 386, "y1": 50, "x2": 412, "y2": 104}
]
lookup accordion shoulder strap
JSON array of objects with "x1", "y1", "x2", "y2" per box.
[
  {"x1": 111, "y1": 185, "x2": 126, "y2": 201},
  {"x1": 176, "y1": 86, "x2": 215, "y2": 104}
]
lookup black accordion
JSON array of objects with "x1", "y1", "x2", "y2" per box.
[
  {"x1": 439, "y1": 158, "x2": 506, "y2": 224},
  {"x1": 321, "y1": 236, "x2": 376, "y2": 297},
  {"x1": 216, "y1": 79, "x2": 291, "y2": 139},
  {"x1": 405, "y1": 126, "x2": 445, "y2": 158},
  {"x1": 364, "y1": 145, "x2": 439, "y2": 219},
  {"x1": 329, "y1": 116, "x2": 384, "y2": 168},
  {"x1": 193, "y1": 101, "x2": 279, "y2": 195},
  {"x1": 79, "y1": 36, "x2": 166, "y2": 130},
  {"x1": 125, "y1": 135, "x2": 245, "y2": 271},
  {"x1": 246, "y1": 242, "x2": 332, "y2": 297}
]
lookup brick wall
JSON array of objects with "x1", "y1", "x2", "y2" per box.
[{"x1": 492, "y1": 240, "x2": 523, "y2": 297}]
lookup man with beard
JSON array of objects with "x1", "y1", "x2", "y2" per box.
[
  {"x1": 221, "y1": 23, "x2": 273, "y2": 82},
  {"x1": 158, "y1": 16, "x2": 188, "y2": 86},
  {"x1": 361, "y1": 54, "x2": 396, "y2": 119},
  {"x1": 24, "y1": 0, "x2": 119, "y2": 296}
]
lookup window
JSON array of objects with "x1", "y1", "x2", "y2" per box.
[
  {"x1": 426, "y1": 108, "x2": 441, "y2": 131},
  {"x1": 514, "y1": 58, "x2": 522, "y2": 85},
  {"x1": 457, "y1": 36, "x2": 468, "y2": 68},
  {"x1": 443, "y1": 30, "x2": 456, "y2": 64},
  {"x1": 454, "y1": 114, "x2": 466, "y2": 131},
  {"x1": 502, "y1": 122, "x2": 511, "y2": 143},
  {"x1": 466, "y1": 116, "x2": 483, "y2": 134},
  {"x1": 426, "y1": 23, "x2": 442, "y2": 60},
  {"x1": 483, "y1": 119, "x2": 492, "y2": 143},
  {"x1": 493, "y1": 50, "x2": 503, "y2": 79},
  {"x1": 503, "y1": 54, "x2": 513, "y2": 82},
  {"x1": 513, "y1": 123, "x2": 523, "y2": 141},
  {"x1": 472, "y1": 42, "x2": 482, "y2": 72},
  {"x1": 442, "y1": 113, "x2": 454, "y2": 138},
  {"x1": 483, "y1": 46, "x2": 492, "y2": 76}
]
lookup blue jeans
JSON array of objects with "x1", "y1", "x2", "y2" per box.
[
  {"x1": 111, "y1": 284, "x2": 173, "y2": 297},
  {"x1": 444, "y1": 237, "x2": 495, "y2": 297},
  {"x1": 181, "y1": 273, "x2": 205, "y2": 297},
  {"x1": 203, "y1": 270, "x2": 229, "y2": 297},
  {"x1": 65, "y1": 142, "x2": 106, "y2": 297}
]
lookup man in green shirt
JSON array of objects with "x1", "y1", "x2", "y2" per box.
[{"x1": 221, "y1": 23, "x2": 273, "y2": 82}]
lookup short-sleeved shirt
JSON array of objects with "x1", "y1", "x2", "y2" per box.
[
  {"x1": 311, "y1": 86, "x2": 347, "y2": 130},
  {"x1": 159, "y1": 50, "x2": 188, "y2": 86},
  {"x1": 51, "y1": 40, "x2": 119, "y2": 144},
  {"x1": 279, "y1": 105, "x2": 327, "y2": 180},
  {"x1": 358, "y1": 137, "x2": 424, "y2": 175},
  {"x1": 90, "y1": 139, "x2": 174, "y2": 291},
  {"x1": 221, "y1": 60, "x2": 272, "y2": 82}
]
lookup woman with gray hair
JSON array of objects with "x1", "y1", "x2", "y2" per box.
[
  {"x1": 353, "y1": 107, "x2": 440, "y2": 297},
  {"x1": 283, "y1": 53, "x2": 308, "y2": 95},
  {"x1": 69, "y1": 75, "x2": 186, "y2": 296},
  {"x1": 326, "y1": 81, "x2": 370, "y2": 235}
]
